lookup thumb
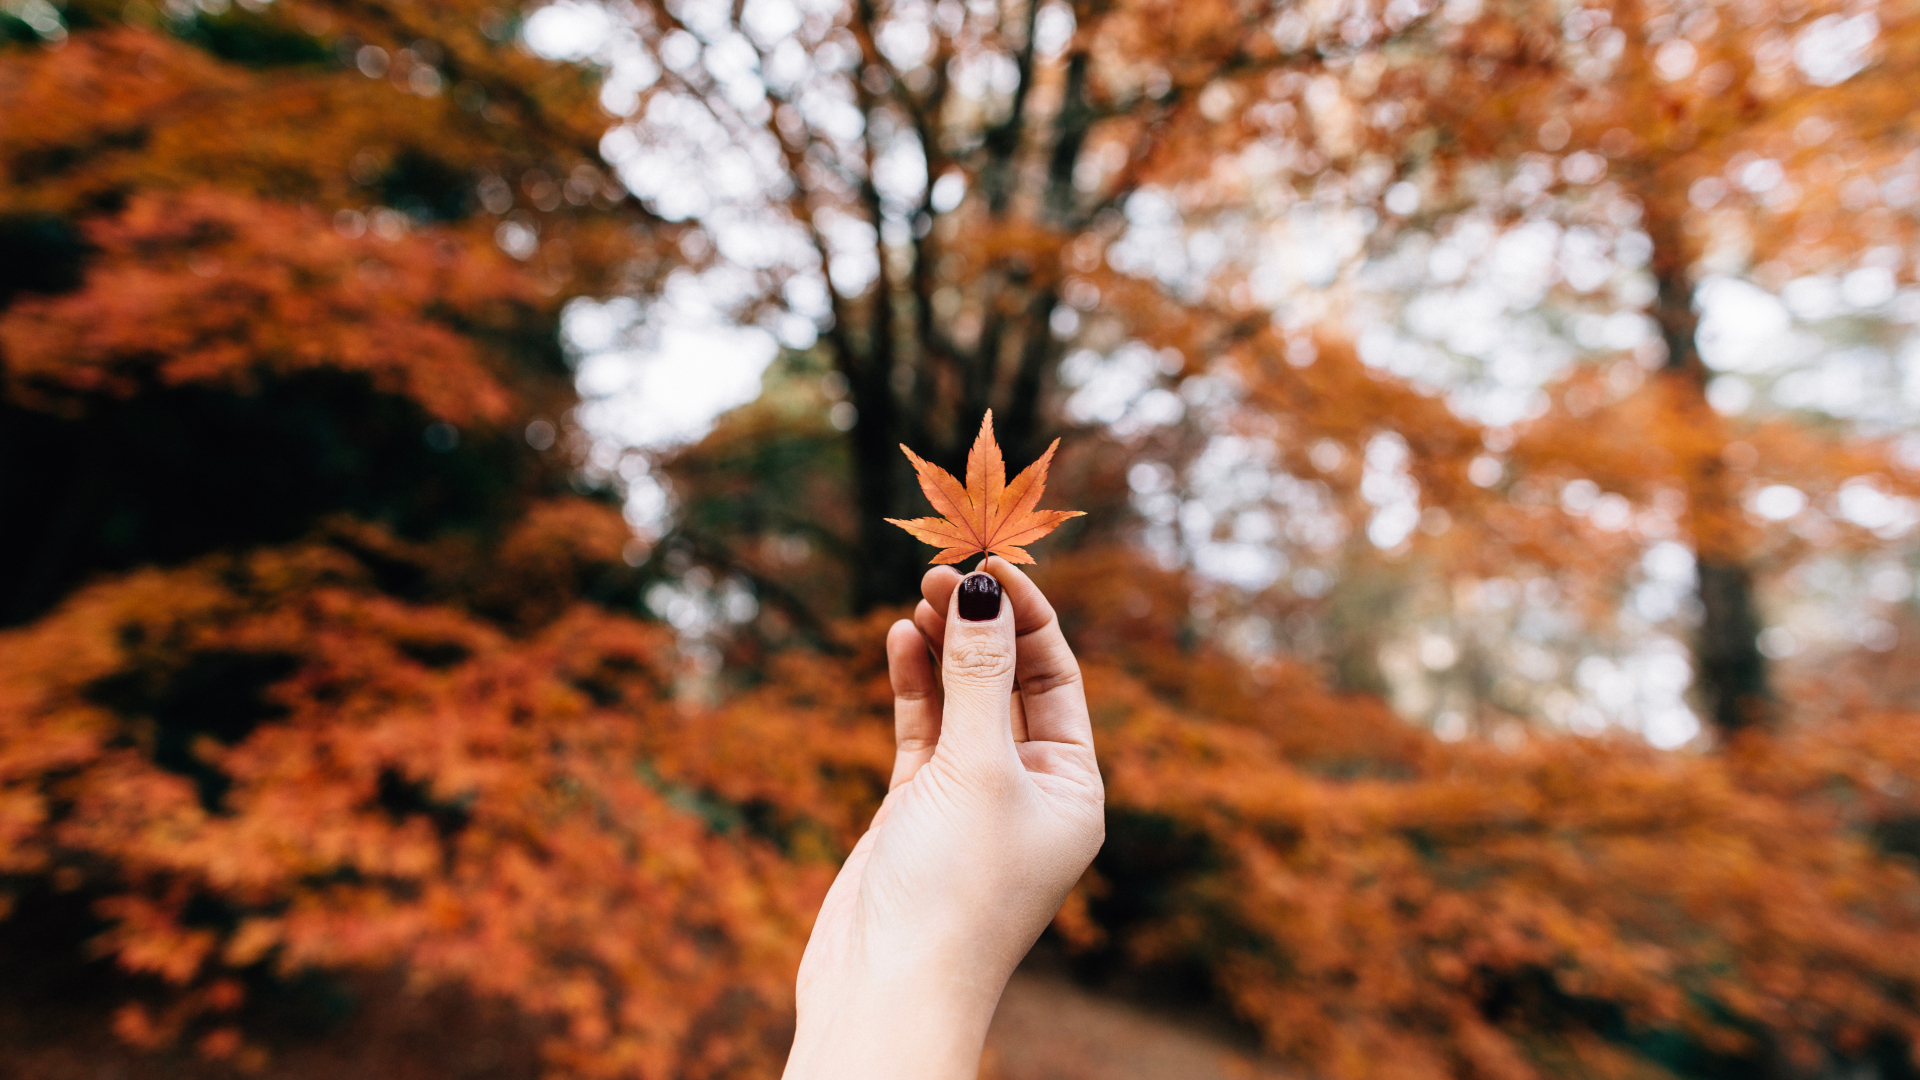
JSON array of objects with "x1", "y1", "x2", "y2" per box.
[{"x1": 938, "y1": 571, "x2": 1017, "y2": 759}]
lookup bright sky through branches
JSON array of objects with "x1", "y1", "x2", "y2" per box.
[{"x1": 522, "y1": 0, "x2": 1919, "y2": 754}]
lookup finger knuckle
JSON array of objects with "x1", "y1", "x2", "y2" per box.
[
  {"x1": 945, "y1": 640, "x2": 1015, "y2": 681},
  {"x1": 1020, "y1": 665, "x2": 1083, "y2": 696}
]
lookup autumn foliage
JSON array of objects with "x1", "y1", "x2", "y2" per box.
[
  {"x1": 2, "y1": 534, "x2": 821, "y2": 1075},
  {"x1": 887, "y1": 411, "x2": 1084, "y2": 564},
  {"x1": 1, "y1": 190, "x2": 528, "y2": 422},
  {"x1": 0, "y1": 6, "x2": 822, "y2": 1076},
  {"x1": 5, "y1": 1, "x2": 1920, "y2": 1079}
]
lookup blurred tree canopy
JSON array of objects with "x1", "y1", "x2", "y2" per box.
[{"x1": 4, "y1": 0, "x2": 1920, "y2": 1078}]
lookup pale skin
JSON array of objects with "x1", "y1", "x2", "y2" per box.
[{"x1": 781, "y1": 557, "x2": 1106, "y2": 1080}]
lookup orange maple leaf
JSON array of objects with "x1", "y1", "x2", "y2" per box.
[{"x1": 886, "y1": 411, "x2": 1085, "y2": 565}]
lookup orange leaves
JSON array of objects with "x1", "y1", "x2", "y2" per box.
[
  {"x1": 886, "y1": 410, "x2": 1085, "y2": 564},
  {"x1": 12, "y1": 537, "x2": 1920, "y2": 1080},
  {"x1": 1088, "y1": 659, "x2": 1920, "y2": 1078},
  {"x1": 0, "y1": 191, "x2": 530, "y2": 425},
  {"x1": 0, "y1": 24, "x2": 607, "y2": 222},
  {"x1": 0, "y1": 9, "x2": 797, "y2": 1079},
  {"x1": 486, "y1": 499, "x2": 638, "y2": 625},
  {"x1": 1004, "y1": 547, "x2": 1920, "y2": 1079},
  {"x1": 7, "y1": 4, "x2": 1920, "y2": 1079},
  {"x1": 0, "y1": 542, "x2": 819, "y2": 1078}
]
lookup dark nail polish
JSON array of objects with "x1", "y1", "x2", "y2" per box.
[{"x1": 957, "y1": 573, "x2": 1002, "y2": 621}]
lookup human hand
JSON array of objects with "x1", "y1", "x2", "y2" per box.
[{"x1": 782, "y1": 557, "x2": 1105, "y2": 1080}]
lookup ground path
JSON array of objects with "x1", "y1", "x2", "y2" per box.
[{"x1": 985, "y1": 967, "x2": 1294, "y2": 1080}]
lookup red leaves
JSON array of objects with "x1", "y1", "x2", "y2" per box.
[{"x1": 886, "y1": 410, "x2": 1085, "y2": 564}]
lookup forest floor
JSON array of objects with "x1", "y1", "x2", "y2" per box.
[
  {"x1": 984, "y1": 960, "x2": 1294, "y2": 1080},
  {"x1": 3, "y1": 923, "x2": 1291, "y2": 1079}
]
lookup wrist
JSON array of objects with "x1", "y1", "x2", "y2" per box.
[{"x1": 786, "y1": 954, "x2": 1006, "y2": 1080}]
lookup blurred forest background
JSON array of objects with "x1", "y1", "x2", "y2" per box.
[{"x1": 3, "y1": 0, "x2": 1920, "y2": 1077}]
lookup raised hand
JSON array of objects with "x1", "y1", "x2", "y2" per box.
[{"x1": 782, "y1": 557, "x2": 1105, "y2": 1080}]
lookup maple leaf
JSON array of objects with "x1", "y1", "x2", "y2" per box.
[{"x1": 886, "y1": 411, "x2": 1085, "y2": 565}]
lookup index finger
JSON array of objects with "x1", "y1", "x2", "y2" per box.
[
  {"x1": 980, "y1": 557, "x2": 1091, "y2": 748},
  {"x1": 915, "y1": 565, "x2": 964, "y2": 663},
  {"x1": 886, "y1": 618, "x2": 942, "y2": 789}
]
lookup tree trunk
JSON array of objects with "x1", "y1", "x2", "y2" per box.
[
  {"x1": 1694, "y1": 558, "x2": 1770, "y2": 732},
  {"x1": 848, "y1": 442, "x2": 927, "y2": 610},
  {"x1": 1650, "y1": 251, "x2": 1774, "y2": 734},
  {"x1": 842, "y1": 35, "x2": 1097, "y2": 610},
  {"x1": 846, "y1": 332, "x2": 930, "y2": 610}
]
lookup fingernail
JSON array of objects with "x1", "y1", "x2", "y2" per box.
[{"x1": 957, "y1": 573, "x2": 1002, "y2": 621}]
